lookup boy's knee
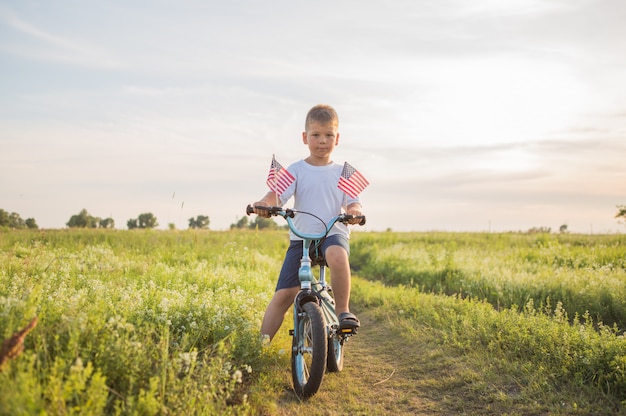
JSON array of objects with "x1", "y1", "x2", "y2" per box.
[
  {"x1": 272, "y1": 287, "x2": 299, "y2": 309},
  {"x1": 325, "y1": 245, "x2": 349, "y2": 266},
  {"x1": 326, "y1": 245, "x2": 348, "y2": 256}
]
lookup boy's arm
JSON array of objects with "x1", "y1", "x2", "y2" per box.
[
  {"x1": 346, "y1": 202, "x2": 364, "y2": 225},
  {"x1": 346, "y1": 202, "x2": 362, "y2": 217}
]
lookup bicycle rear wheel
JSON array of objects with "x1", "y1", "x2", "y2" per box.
[
  {"x1": 291, "y1": 301, "x2": 327, "y2": 398},
  {"x1": 326, "y1": 329, "x2": 344, "y2": 372}
]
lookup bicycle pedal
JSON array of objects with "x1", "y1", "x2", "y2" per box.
[{"x1": 340, "y1": 327, "x2": 357, "y2": 335}]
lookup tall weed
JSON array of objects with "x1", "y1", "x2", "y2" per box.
[
  {"x1": 0, "y1": 229, "x2": 286, "y2": 414},
  {"x1": 351, "y1": 232, "x2": 626, "y2": 329},
  {"x1": 352, "y1": 277, "x2": 626, "y2": 408}
]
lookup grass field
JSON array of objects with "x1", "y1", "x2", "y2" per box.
[{"x1": 1, "y1": 229, "x2": 625, "y2": 415}]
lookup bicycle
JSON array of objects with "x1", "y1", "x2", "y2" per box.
[{"x1": 246, "y1": 205, "x2": 366, "y2": 398}]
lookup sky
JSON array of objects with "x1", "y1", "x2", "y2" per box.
[{"x1": 1, "y1": 0, "x2": 625, "y2": 233}]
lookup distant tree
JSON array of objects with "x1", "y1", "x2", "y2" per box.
[
  {"x1": 67, "y1": 209, "x2": 100, "y2": 228},
  {"x1": 25, "y1": 218, "x2": 38, "y2": 229},
  {"x1": 559, "y1": 224, "x2": 568, "y2": 234},
  {"x1": 0, "y1": 209, "x2": 9, "y2": 226},
  {"x1": 127, "y1": 218, "x2": 139, "y2": 229},
  {"x1": 138, "y1": 213, "x2": 157, "y2": 229},
  {"x1": 230, "y1": 216, "x2": 249, "y2": 229},
  {"x1": 168, "y1": 223, "x2": 176, "y2": 230},
  {"x1": 8, "y1": 212, "x2": 26, "y2": 229},
  {"x1": 0, "y1": 210, "x2": 34, "y2": 229},
  {"x1": 188, "y1": 215, "x2": 210, "y2": 229},
  {"x1": 128, "y1": 214, "x2": 157, "y2": 229},
  {"x1": 67, "y1": 209, "x2": 87, "y2": 228},
  {"x1": 99, "y1": 218, "x2": 115, "y2": 229},
  {"x1": 0, "y1": 209, "x2": 39, "y2": 229},
  {"x1": 616, "y1": 205, "x2": 626, "y2": 227},
  {"x1": 249, "y1": 216, "x2": 278, "y2": 230},
  {"x1": 66, "y1": 209, "x2": 114, "y2": 228}
]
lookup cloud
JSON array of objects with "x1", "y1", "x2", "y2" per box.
[{"x1": 0, "y1": 7, "x2": 124, "y2": 68}]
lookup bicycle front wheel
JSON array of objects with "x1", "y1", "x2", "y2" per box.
[{"x1": 291, "y1": 301, "x2": 327, "y2": 398}]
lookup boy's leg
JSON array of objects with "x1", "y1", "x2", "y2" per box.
[
  {"x1": 262, "y1": 240, "x2": 301, "y2": 341},
  {"x1": 324, "y1": 244, "x2": 352, "y2": 316},
  {"x1": 261, "y1": 286, "x2": 299, "y2": 340},
  {"x1": 324, "y1": 237, "x2": 359, "y2": 329}
]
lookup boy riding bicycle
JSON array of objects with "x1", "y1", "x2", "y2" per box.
[{"x1": 251, "y1": 104, "x2": 365, "y2": 342}]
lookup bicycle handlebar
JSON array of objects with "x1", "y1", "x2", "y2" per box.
[{"x1": 246, "y1": 204, "x2": 366, "y2": 227}]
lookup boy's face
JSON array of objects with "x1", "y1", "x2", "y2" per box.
[{"x1": 302, "y1": 121, "x2": 339, "y2": 160}]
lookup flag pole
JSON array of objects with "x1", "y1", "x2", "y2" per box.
[{"x1": 272, "y1": 154, "x2": 279, "y2": 207}]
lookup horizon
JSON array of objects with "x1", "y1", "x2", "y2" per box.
[{"x1": 2, "y1": 205, "x2": 624, "y2": 235}]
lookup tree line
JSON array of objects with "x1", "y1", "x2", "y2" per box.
[
  {"x1": 1, "y1": 207, "x2": 280, "y2": 231},
  {"x1": 1, "y1": 208, "x2": 210, "y2": 230},
  {"x1": 0, "y1": 209, "x2": 38, "y2": 229}
]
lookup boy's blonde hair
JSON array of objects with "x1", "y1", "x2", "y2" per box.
[{"x1": 305, "y1": 104, "x2": 339, "y2": 131}]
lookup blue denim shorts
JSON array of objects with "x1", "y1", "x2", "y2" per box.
[{"x1": 275, "y1": 234, "x2": 350, "y2": 291}]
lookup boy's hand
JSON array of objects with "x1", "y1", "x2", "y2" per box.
[
  {"x1": 346, "y1": 204, "x2": 363, "y2": 225},
  {"x1": 253, "y1": 203, "x2": 272, "y2": 218},
  {"x1": 251, "y1": 192, "x2": 278, "y2": 218}
]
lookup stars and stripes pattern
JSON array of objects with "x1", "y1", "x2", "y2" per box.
[
  {"x1": 338, "y1": 162, "x2": 369, "y2": 198},
  {"x1": 266, "y1": 154, "x2": 295, "y2": 196}
]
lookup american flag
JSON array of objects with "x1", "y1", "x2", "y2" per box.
[
  {"x1": 338, "y1": 162, "x2": 369, "y2": 198},
  {"x1": 266, "y1": 155, "x2": 295, "y2": 196}
]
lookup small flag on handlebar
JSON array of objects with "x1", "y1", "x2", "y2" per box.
[
  {"x1": 266, "y1": 154, "x2": 295, "y2": 196},
  {"x1": 338, "y1": 162, "x2": 369, "y2": 198}
]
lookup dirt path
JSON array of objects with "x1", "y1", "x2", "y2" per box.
[{"x1": 270, "y1": 308, "x2": 477, "y2": 415}]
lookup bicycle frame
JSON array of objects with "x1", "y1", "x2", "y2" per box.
[
  {"x1": 246, "y1": 205, "x2": 363, "y2": 330},
  {"x1": 286, "y1": 215, "x2": 344, "y2": 335}
]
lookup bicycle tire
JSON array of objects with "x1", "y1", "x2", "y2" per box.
[
  {"x1": 291, "y1": 301, "x2": 327, "y2": 398},
  {"x1": 326, "y1": 329, "x2": 344, "y2": 372}
]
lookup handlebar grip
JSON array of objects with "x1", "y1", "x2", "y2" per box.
[
  {"x1": 246, "y1": 205, "x2": 284, "y2": 216},
  {"x1": 342, "y1": 214, "x2": 366, "y2": 226}
]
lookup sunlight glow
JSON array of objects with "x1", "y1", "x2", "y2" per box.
[{"x1": 405, "y1": 56, "x2": 586, "y2": 146}]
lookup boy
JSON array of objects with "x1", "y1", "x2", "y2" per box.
[{"x1": 252, "y1": 104, "x2": 364, "y2": 341}]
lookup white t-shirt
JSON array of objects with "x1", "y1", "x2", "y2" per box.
[{"x1": 278, "y1": 159, "x2": 360, "y2": 240}]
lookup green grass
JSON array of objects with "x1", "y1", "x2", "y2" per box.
[
  {"x1": 351, "y1": 277, "x2": 625, "y2": 414},
  {"x1": 1, "y1": 229, "x2": 287, "y2": 415},
  {"x1": 351, "y1": 232, "x2": 626, "y2": 329},
  {"x1": 1, "y1": 229, "x2": 626, "y2": 414}
]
